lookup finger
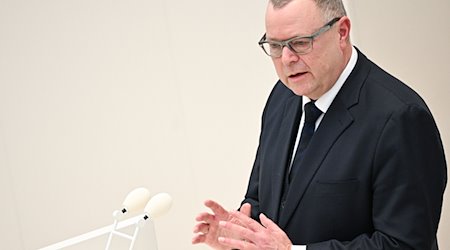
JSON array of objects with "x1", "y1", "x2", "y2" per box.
[
  {"x1": 205, "y1": 200, "x2": 228, "y2": 216},
  {"x1": 195, "y1": 212, "x2": 215, "y2": 223},
  {"x1": 259, "y1": 213, "x2": 280, "y2": 231},
  {"x1": 193, "y1": 222, "x2": 209, "y2": 234},
  {"x1": 218, "y1": 236, "x2": 255, "y2": 250},
  {"x1": 230, "y1": 210, "x2": 263, "y2": 232},
  {"x1": 240, "y1": 203, "x2": 252, "y2": 217},
  {"x1": 192, "y1": 233, "x2": 206, "y2": 244},
  {"x1": 219, "y1": 220, "x2": 257, "y2": 243}
]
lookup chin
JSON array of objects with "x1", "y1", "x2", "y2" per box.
[
  {"x1": 288, "y1": 87, "x2": 306, "y2": 96},
  {"x1": 282, "y1": 77, "x2": 310, "y2": 96},
  {"x1": 285, "y1": 82, "x2": 308, "y2": 97}
]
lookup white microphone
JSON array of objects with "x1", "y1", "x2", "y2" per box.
[
  {"x1": 142, "y1": 192, "x2": 173, "y2": 220},
  {"x1": 119, "y1": 187, "x2": 151, "y2": 215},
  {"x1": 106, "y1": 187, "x2": 154, "y2": 250}
]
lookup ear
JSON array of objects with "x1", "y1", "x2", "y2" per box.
[{"x1": 338, "y1": 16, "x2": 351, "y2": 46}]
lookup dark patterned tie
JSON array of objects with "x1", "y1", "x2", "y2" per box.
[{"x1": 289, "y1": 101, "x2": 322, "y2": 182}]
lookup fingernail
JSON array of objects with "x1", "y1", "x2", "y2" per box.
[
  {"x1": 259, "y1": 213, "x2": 267, "y2": 219},
  {"x1": 219, "y1": 221, "x2": 226, "y2": 226}
]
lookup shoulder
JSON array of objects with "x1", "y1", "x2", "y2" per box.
[
  {"x1": 369, "y1": 63, "x2": 427, "y2": 109},
  {"x1": 348, "y1": 50, "x2": 431, "y2": 117}
]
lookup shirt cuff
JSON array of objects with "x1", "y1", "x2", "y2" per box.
[{"x1": 291, "y1": 245, "x2": 306, "y2": 250}]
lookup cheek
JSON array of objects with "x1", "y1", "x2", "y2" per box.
[
  {"x1": 273, "y1": 60, "x2": 287, "y2": 81},
  {"x1": 308, "y1": 53, "x2": 330, "y2": 78}
]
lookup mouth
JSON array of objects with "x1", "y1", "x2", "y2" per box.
[
  {"x1": 289, "y1": 72, "x2": 305, "y2": 77},
  {"x1": 288, "y1": 72, "x2": 307, "y2": 80}
]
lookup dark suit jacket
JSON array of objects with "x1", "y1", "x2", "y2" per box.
[{"x1": 242, "y1": 49, "x2": 447, "y2": 249}]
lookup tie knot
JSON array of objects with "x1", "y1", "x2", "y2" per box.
[{"x1": 304, "y1": 102, "x2": 322, "y2": 123}]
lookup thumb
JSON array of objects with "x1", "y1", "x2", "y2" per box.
[
  {"x1": 259, "y1": 213, "x2": 278, "y2": 230},
  {"x1": 240, "y1": 203, "x2": 252, "y2": 217}
]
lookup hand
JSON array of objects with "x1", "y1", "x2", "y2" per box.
[
  {"x1": 192, "y1": 200, "x2": 251, "y2": 250},
  {"x1": 218, "y1": 211, "x2": 292, "y2": 250}
]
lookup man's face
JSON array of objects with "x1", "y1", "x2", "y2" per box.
[{"x1": 265, "y1": 0, "x2": 346, "y2": 99}]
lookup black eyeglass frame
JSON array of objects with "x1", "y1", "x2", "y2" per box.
[{"x1": 258, "y1": 17, "x2": 342, "y2": 58}]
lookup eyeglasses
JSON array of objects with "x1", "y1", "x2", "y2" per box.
[{"x1": 258, "y1": 17, "x2": 342, "y2": 58}]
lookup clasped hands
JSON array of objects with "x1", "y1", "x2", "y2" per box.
[{"x1": 192, "y1": 200, "x2": 292, "y2": 250}]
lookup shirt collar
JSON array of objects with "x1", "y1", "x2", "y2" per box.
[{"x1": 303, "y1": 46, "x2": 358, "y2": 113}]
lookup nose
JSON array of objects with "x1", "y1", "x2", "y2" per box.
[{"x1": 280, "y1": 45, "x2": 300, "y2": 65}]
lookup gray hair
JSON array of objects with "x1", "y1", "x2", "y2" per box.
[{"x1": 270, "y1": 0, "x2": 347, "y2": 21}]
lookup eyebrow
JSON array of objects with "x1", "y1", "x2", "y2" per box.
[{"x1": 265, "y1": 17, "x2": 341, "y2": 43}]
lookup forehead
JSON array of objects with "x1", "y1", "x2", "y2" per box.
[{"x1": 265, "y1": 0, "x2": 324, "y2": 40}]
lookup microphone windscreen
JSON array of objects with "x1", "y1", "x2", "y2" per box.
[
  {"x1": 122, "y1": 187, "x2": 151, "y2": 213},
  {"x1": 144, "y1": 192, "x2": 173, "y2": 219}
]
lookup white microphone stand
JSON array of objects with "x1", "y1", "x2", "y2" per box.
[
  {"x1": 38, "y1": 189, "x2": 172, "y2": 250},
  {"x1": 38, "y1": 214, "x2": 152, "y2": 250},
  {"x1": 104, "y1": 211, "x2": 147, "y2": 250}
]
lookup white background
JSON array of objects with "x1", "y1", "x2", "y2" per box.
[{"x1": 0, "y1": 0, "x2": 449, "y2": 249}]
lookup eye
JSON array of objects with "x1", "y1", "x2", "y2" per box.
[
  {"x1": 290, "y1": 39, "x2": 310, "y2": 49},
  {"x1": 269, "y1": 43, "x2": 281, "y2": 50}
]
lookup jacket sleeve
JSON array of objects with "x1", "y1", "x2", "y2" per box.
[{"x1": 241, "y1": 144, "x2": 262, "y2": 221}]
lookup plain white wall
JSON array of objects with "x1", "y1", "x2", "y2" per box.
[{"x1": 0, "y1": 0, "x2": 448, "y2": 249}]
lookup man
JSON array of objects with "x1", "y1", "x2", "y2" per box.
[{"x1": 193, "y1": 0, "x2": 447, "y2": 249}]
